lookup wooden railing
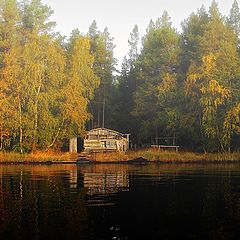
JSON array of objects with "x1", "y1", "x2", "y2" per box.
[{"x1": 151, "y1": 145, "x2": 180, "y2": 152}]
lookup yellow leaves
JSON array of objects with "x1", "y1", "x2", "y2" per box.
[
  {"x1": 1, "y1": 31, "x2": 100, "y2": 147},
  {"x1": 185, "y1": 51, "x2": 234, "y2": 142},
  {"x1": 221, "y1": 103, "x2": 240, "y2": 148},
  {"x1": 202, "y1": 105, "x2": 215, "y2": 121},
  {"x1": 61, "y1": 35, "x2": 100, "y2": 137},
  {"x1": 224, "y1": 103, "x2": 240, "y2": 134},
  {"x1": 68, "y1": 36, "x2": 100, "y2": 99},
  {"x1": 185, "y1": 53, "x2": 217, "y2": 97},
  {"x1": 157, "y1": 73, "x2": 176, "y2": 98},
  {"x1": 185, "y1": 72, "x2": 200, "y2": 96},
  {"x1": 202, "y1": 53, "x2": 216, "y2": 75},
  {"x1": 200, "y1": 79, "x2": 230, "y2": 139},
  {"x1": 200, "y1": 79, "x2": 230, "y2": 108}
]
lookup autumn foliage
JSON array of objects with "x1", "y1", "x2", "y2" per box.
[
  {"x1": 0, "y1": 0, "x2": 100, "y2": 152},
  {"x1": 1, "y1": 0, "x2": 240, "y2": 154}
]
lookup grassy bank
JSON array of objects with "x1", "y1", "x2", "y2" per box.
[
  {"x1": 0, "y1": 151, "x2": 79, "y2": 162},
  {"x1": 90, "y1": 149, "x2": 240, "y2": 163},
  {"x1": 1, "y1": 149, "x2": 240, "y2": 163}
]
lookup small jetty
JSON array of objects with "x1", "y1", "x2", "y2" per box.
[{"x1": 126, "y1": 157, "x2": 150, "y2": 164}]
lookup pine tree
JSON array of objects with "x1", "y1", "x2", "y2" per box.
[
  {"x1": 128, "y1": 25, "x2": 139, "y2": 66},
  {"x1": 227, "y1": 0, "x2": 240, "y2": 39},
  {"x1": 113, "y1": 25, "x2": 140, "y2": 141},
  {"x1": 180, "y1": 5, "x2": 209, "y2": 74},
  {"x1": 155, "y1": 10, "x2": 172, "y2": 28},
  {"x1": 133, "y1": 12, "x2": 180, "y2": 143},
  {"x1": 87, "y1": 21, "x2": 116, "y2": 129},
  {"x1": 21, "y1": 0, "x2": 55, "y2": 34},
  {"x1": 0, "y1": 0, "x2": 19, "y2": 57}
]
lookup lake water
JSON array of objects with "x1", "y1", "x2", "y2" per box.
[{"x1": 0, "y1": 164, "x2": 240, "y2": 240}]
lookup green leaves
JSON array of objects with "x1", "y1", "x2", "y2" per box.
[
  {"x1": 116, "y1": 1, "x2": 240, "y2": 152},
  {"x1": 184, "y1": 4, "x2": 240, "y2": 151},
  {"x1": 132, "y1": 13, "x2": 180, "y2": 142}
]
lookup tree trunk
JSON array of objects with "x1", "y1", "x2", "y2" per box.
[
  {"x1": 47, "y1": 120, "x2": 64, "y2": 149},
  {"x1": 0, "y1": 124, "x2": 3, "y2": 150},
  {"x1": 97, "y1": 91, "x2": 100, "y2": 128},
  {"x1": 199, "y1": 114, "x2": 207, "y2": 153},
  {"x1": 102, "y1": 86, "x2": 105, "y2": 128},
  {"x1": 32, "y1": 83, "x2": 42, "y2": 152},
  {"x1": 18, "y1": 98, "x2": 23, "y2": 154},
  {"x1": 32, "y1": 102, "x2": 38, "y2": 152}
]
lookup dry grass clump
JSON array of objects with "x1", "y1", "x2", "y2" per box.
[
  {"x1": 0, "y1": 150, "x2": 77, "y2": 162},
  {"x1": 0, "y1": 151, "x2": 27, "y2": 162},
  {"x1": 28, "y1": 150, "x2": 77, "y2": 161},
  {"x1": 128, "y1": 149, "x2": 240, "y2": 163},
  {"x1": 128, "y1": 149, "x2": 205, "y2": 162},
  {"x1": 206, "y1": 152, "x2": 240, "y2": 162},
  {"x1": 89, "y1": 149, "x2": 206, "y2": 163}
]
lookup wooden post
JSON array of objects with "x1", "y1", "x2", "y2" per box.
[
  {"x1": 102, "y1": 85, "x2": 105, "y2": 128},
  {"x1": 69, "y1": 137, "x2": 78, "y2": 153},
  {"x1": 126, "y1": 134, "x2": 130, "y2": 150}
]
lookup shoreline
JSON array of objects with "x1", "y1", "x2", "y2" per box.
[
  {"x1": 1, "y1": 149, "x2": 240, "y2": 165},
  {"x1": 1, "y1": 160, "x2": 240, "y2": 165}
]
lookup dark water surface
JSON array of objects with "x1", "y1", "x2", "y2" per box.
[{"x1": 1, "y1": 164, "x2": 240, "y2": 240}]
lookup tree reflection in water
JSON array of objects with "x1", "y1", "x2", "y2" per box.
[{"x1": 0, "y1": 164, "x2": 240, "y2": 239}]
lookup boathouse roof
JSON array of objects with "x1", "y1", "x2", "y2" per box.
[{"x1": 86, "y1": 128, "x2": 126, "y2": 137}]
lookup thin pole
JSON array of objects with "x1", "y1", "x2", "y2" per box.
[
  {"x1": 97, "y1": 92, "x2": 100, "y2": 128},
  {"x1": 102, "y1": 85, "x2": 105, "y2": 128}
]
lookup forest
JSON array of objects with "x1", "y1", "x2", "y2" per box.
[{"x1": 1, "y1": 0, "x2": 240, "y2": 153}]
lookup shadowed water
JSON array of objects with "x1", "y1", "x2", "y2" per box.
[{"x1": 0, "y1": 164, "x2": 240, "y2": 240}]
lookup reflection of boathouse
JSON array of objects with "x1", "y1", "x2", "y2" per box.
[
  {"x1": 84, "y1": 128, "x2": 130, "y2": 152},
  {"x1": 84, "y1": 172, "x2": 129, "y2": 195},
  {"x1": 68, "y1": 167, "x2": 129, "y2": 195}
]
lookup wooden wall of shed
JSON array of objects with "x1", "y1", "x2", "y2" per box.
[{"x1": 69, "y1": 137, "x2": 78, "y2": 153}]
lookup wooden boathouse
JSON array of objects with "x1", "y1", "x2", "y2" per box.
[{"x1": 83, "y1": 128, "x2": 130, "y2": 152}]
